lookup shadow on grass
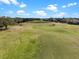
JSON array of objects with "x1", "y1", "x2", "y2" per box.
[{"x1": 0, "y1": 28, "x2": 9, "y2": 31}]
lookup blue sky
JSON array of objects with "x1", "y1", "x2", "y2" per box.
[{"x1": 0, "y1": 0, "x2": 79, "y2": 18}]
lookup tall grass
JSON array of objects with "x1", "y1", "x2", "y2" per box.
[{"x1": 0, "y1": 23, "x2": 79, "y2": 59}]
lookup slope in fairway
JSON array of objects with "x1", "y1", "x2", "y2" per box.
[{"x1": 0, "y1": 23, "x2": 79, "y2": 59}]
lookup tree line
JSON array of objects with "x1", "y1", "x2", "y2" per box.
[{"x1": 0, "y1": 16, "x2": 79, "y2": 27}]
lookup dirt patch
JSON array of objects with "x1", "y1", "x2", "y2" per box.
[{"x1": 9, "y1": 26, "x2": 24, "y2": 32}]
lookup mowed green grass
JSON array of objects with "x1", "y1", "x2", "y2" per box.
[{"x1": 0, "y1": 23, "x2": 79, "y2": 59}]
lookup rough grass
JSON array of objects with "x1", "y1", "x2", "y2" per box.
[{"x1": 0, "y1": 22, "x2": 79, "y2": 59}]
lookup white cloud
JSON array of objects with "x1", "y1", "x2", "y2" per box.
[
  {"x1": 1, "y1": 8, "x2": 4, "y2": 10},
  {"x1": 53, "y1": 12, "x2": 66, "y2": 18},
  {"x1": 17, "y1": 10, "x2": 25, "y2": 14},
  {"x1": 62, "y1": 5, "x2": 67, "y2": 8},
  {"x1": 54, "y1": 4, "x2": 58, "y2": 6},
  {"x1": 25, "y1": 13, "x2": 30, "y2": 16},
  {"x1": 47, "y1": 4, "x2": 58, "y2": 12},
  {"x1": 10, "y1": 0, "x2": 19, "y2": 5},
  {"x1": 73, "y1": 2, "x2": 77, "y2": 5},
  {"x1": 0, "y1": 0, "x2": 10, "y2": 4},
  {"x1": 68, "y1": 3, "x2": 73, "y2": 7},
  {"x1": 34, "y1": 10, "x2": 47, "y2": 16},
  {"x1": 0, "y1": 0, "x2": 19, "y2": 5},
  {"x1": 68, "y1": 2, "x2": 77, "y2": 7},
  {"x1": 72, "y1": 13, "x2": 79, "y2": 17},
  {"x1": 16, "y1": 10, "x2": 30, "y2": 16},
  {"x1": 62, "y1": 2, "x2": 77, "y2": 8},
  {"x1": 8, "y1": 10, "x2": 13, "y2": 14},
  {"x1": 20, "y1": 3, "x2": 27, "y2": 8}
]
